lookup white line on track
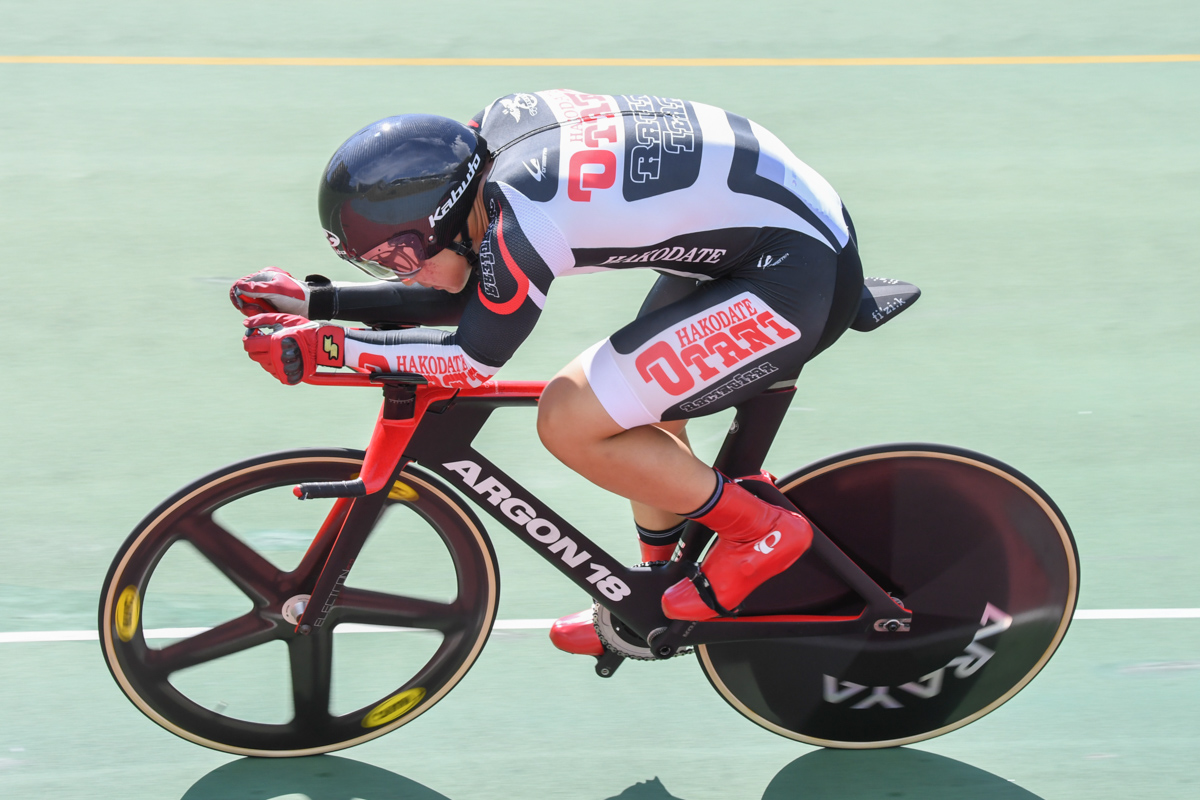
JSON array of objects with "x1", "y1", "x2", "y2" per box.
[
  {"x1": 4, "y1": 55, "x2": 1200, "y2": 68},
  {"x1": 1071, "y1": 608, "x2": 1200, "y2": 619},
  {"x1": 1, "y1": 611, "x2": 1197, "y2": 644}
]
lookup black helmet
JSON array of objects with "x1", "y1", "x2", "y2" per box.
[{"x1": 318, "y1": 114, "x2": 489, "y2": 280}]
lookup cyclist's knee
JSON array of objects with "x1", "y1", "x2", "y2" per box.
[
  {"x1": 537, "y1": 373, "x2": 591, "y2": 454},
  {"x1": 538, "y1": 376, "x2": 686, "y2": 453},
  {"x1": 537, "y1": 369, "x2": 623, "y2": 456},
  {"x1": 536, "y1": 376, "x2": 573, "y2": 451}
]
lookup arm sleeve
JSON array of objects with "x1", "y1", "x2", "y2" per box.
[{"x1": 321, "y1": 274, "x2": 477, "y2": 327}]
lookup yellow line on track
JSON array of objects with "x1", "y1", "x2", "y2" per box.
[{"x1": 1, "y1": 55, "x2": 1199, "y2": 67}]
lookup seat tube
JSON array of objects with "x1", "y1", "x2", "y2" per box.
[
  {"x1": 711, "y1": 386, "x2": 797, "y2": 477},
  {"x1": 677, "y1": 385, "x2": 797, "y2": 562}
]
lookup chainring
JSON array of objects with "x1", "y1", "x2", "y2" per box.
[{"x1": 592, "y1": 562, "x2": 692, "y2": 661}]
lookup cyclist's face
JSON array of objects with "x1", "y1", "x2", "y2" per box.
[{"x1": 401, "y1": 245, "x2": 472, "y2": 293}]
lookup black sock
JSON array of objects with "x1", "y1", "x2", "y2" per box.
[{"x1": 636, "y1": 520, "x2": 688, "y2": 547}]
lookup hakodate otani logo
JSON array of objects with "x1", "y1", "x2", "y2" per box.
[{"x1": 634, "y1": 293, "x2": 799, "y2": 400}]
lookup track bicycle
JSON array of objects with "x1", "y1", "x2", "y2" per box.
[{"x1": 99, "y1": 278, "x2": 1079, "y2": 756}]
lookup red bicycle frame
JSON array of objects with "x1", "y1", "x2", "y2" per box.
[{"x1": 290, "y1": 371, "x2": 912, "y2": 662}]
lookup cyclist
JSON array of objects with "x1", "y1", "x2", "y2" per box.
[{"x1": 232, "y1": 91, "x2": 864, "y2": 657}]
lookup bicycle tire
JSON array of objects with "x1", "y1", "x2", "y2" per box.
[
  {"x1": 696, "y1": 443, "x2": 1079, "y2": 748},
  {"x1": 99, "y1": 449, "x2": 499, "y2": 757}
]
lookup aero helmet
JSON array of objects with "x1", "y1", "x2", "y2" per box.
[{"x1": 318, "y1": 114, "x2": 489, "y2": 280}]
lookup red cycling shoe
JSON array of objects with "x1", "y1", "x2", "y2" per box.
[
  {"x1": 549, "y1": 540, "x2": 679, "y2": 656},
  {"x1": 548, "y1": 609, "x2": 606, "y2": 657},
  {"x1": 661, "y1": 479, "x2": 812, "y2": 621}
]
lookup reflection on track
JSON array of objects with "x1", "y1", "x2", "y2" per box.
[
  {"x1": 180, "y1": 755, "x2": 451, "y2": 800},
  {"x1": 178, "y1": 747, "x2": 1044, "y2": 800},
  {"x1": 763, "y1": 748, "x2": 1045, "y2": 799},
  {"x1": 603, "y1": 777, "x2": 684, "y2": 799}
]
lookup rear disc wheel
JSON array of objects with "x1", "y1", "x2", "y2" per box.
[{"x1": 697, "y1": 444, "x2": 1079, "y2": 747}]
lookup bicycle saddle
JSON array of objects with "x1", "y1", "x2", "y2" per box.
[{"x1": 850, "y1": 277, "x2": 921, "y2": 332}]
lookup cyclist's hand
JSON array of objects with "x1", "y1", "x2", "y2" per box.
[
  {"x1": 230, "y1": 267, "x2": 310, "y2": 317},
  {"x1": 242, "y1": 313, "x2": 345, "y2": 385}
]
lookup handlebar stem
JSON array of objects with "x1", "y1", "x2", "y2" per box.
[{"x1": 357, "y1": 384, "x2": 460, "y2": 495}]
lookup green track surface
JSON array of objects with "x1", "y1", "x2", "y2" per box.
[{"x1": 2, "y1": 2, "x2": 1198, "y2": 798}]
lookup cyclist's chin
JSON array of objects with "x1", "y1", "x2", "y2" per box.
[
  {"x1": 409, "y1": 274, "x2": 467, "y2": 293},
  {"x1": 418, "y1": 258, "x2": 472, "y2": 293},
  {"x1": 439, "y1": 273, "x2": 471, "y2": 293}
]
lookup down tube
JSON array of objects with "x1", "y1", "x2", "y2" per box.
[{"x1": 404, "y1": 401, "x2": 677, "y2": 629}]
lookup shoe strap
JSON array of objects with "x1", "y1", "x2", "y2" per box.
[{"x1": 684, "y1": 562, "x2": 736, "y2": 617}]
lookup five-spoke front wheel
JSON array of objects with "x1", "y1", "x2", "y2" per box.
[{"x1": 99, "y1": 449, "x2": 499, "y2": 756}]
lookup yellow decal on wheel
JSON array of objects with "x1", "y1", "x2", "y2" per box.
[
  {"x1": 362, "y1": 687, "x2": 426, "y2": 728},
  {"x1": 388, "y1": 481, "x2": 419, "y2": 502},
  {"x1": 115, "y1": 585, "x2": 141, "y2": 642}
]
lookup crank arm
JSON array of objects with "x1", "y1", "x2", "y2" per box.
[{"x1": 594, "y1": 650, "x2": 625, "y2": 678}]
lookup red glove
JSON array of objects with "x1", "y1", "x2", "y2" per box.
[
  {"x1": 230, "y1": 267, "x2": 310, "y2": 317},
  {"x1": 242, "y1": 313, "x2": 345, "y2": 385}
]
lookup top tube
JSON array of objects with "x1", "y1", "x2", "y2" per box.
[{"x1": 303, "y1": 370, "x2": 546, "y2": 399}]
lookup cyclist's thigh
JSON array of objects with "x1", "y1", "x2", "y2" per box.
[
  {"x1": 583, "y1": 231, "x2": 845, "y2": 428},
  {"x1": 637, "y1": 273, "x2": 703, "y2": 434}
]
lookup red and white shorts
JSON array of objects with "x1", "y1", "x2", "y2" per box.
[{"x1": 583, "y1": 228, "x2": 863, "y2": 428}]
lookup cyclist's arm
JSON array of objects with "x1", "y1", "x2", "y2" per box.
[
  {"x1": 342, "y1": 327, "x2": 495, "y2": 388},
  {"x1": 309, "y1": 273, "x2": 478, "y2": 327}
]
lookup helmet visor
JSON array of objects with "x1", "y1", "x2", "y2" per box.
[{"x1": 350, "y1": 232, "x2": 428, "y2": 280}]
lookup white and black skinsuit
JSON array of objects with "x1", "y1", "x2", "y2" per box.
[{"x1": 338, "y1": 90, "x2": 864, "y2": 427}]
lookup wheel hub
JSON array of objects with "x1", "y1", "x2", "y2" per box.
[{"x1": 281, "y1": 594, "x2": 311, "y2": 626}]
